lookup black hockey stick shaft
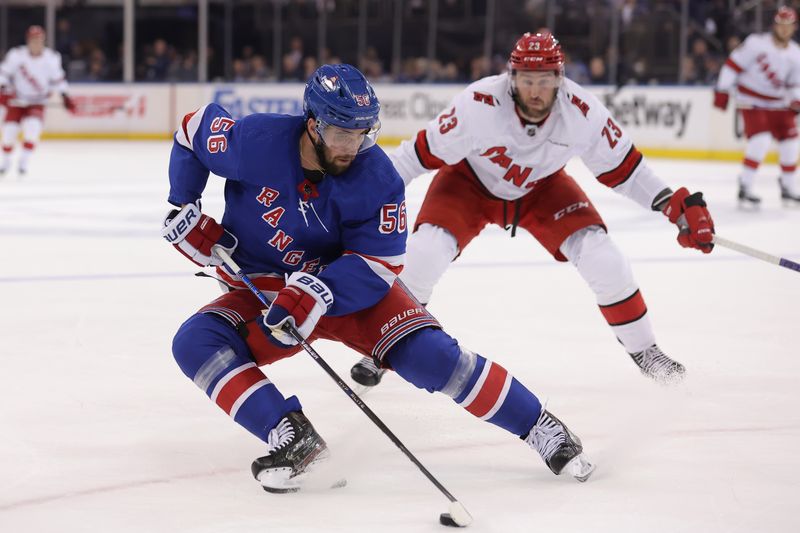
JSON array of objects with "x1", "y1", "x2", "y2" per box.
[{"x1": 211, "y1": 247, "x2": 462, "y2": 504}]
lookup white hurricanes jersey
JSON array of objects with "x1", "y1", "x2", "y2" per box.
[
  {"x1": 390, "y1": 73, "x2": 669, "y2": 210},
  {"x1": 0, "y1": 46, "x2": 68, "y2": 105},
  {"x1": 716, "y1": 33, "x2": 800, "y2": 109}
]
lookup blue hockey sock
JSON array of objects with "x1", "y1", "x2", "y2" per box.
[
  {"x1": 172, "y1": 312, "x2": 301, "y2": 442},
  {"x1": 386, "y1": 328, "x2": 541, "y2": 436}
]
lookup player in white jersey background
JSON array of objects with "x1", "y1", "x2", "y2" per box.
[
  {"x1": 0, "y1": 25, "x2": 75, "y2": 176},
  {"x1": 714, "y1": 6, "x2": 800, "y2": 207},
  {"x1": 351, "y1": 31, "x2": 715, "y2": 388}
]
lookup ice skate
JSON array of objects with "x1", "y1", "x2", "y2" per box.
[
  {"x1": 629, "y1": 344, "x2": 685, "y2": 383},
  {"x1": 525, "y1": 409, "x2": 595, "y2": 482},
  {"x1": 251, "y1": 411, "x2": 342, "y2": 493},
  {"x1": 780, "y1": 182, "x2": 800, "y2": 207},
  {"x1": 738, "y1": 184, "x2": 761, "y2": 209},
  {"x1": 350, "y1": 356, "x2": 387, "y2": 387}
]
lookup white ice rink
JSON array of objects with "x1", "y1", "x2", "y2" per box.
[{"x1": 1, "y1": 141, "x2": 798, "y2": 533}]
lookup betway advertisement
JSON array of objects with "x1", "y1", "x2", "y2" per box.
[{"x1": 41, "y1": 82, "x2": 748, "y2": 157}]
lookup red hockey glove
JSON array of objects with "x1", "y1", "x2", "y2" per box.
[
  {"x1": 713, "y1": 91, "x2": 729, "y2": 111},
  {"x1": 161, "y1": 202, "x2": 238, "y2": 267},
  {"x1": 790, "y1": 100, "x2": 800, "y2": 114},
  {"x1": 262, "y1": 272, "x2": 333, "y2": 346},
  {"x1": 662, "y1": 187, "x2": 715, "y2": 253},
  {"x1": 62, "y1": 93, "x2": 76, "y2": 113}
]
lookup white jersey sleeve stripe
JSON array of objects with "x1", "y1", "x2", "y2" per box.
[
  {"x1": 343, "y1": 251, "x2": 404, "y2": 286},
  {"x1": 177, "y1": 104, "x2": 209, "y2": 150}
]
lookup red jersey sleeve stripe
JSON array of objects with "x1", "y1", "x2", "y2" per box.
[
  {"x1": 725, "y1": 58, "x2": 744, "y2": 73},
  {"x1": 596, "y1": 146, "x2": 643, "y2": 188},
  {"x1": 413, "y1": 129, "x2": 447, "y2": 170}
]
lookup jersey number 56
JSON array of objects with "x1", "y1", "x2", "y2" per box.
[{"x1": 379, "y1": 201, "x2": 407, "y2": 234}]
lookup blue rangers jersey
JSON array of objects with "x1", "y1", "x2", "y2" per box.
[{"x1": 168, "y1": 103, "x2": 408, "y2": 316}]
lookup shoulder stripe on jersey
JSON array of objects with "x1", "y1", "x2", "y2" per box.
[
  {"x1": 737, "y1": 83, "x2": 782, "y2": 101},
  {"x1": 725, "y1": 58, "x2": 743, "y2": 73},
  {"x1": 177, "y1": 104, "x2": 209, "y2": 150},
  {"x1": 596, "y1": 145, "x2": 643, "y2": 188},
  {"x1": 413, "y1": 130, "x2": 446, "y2": 170},
  {"x1": 343, "y1": 251, "x2": 404, "y2": 286}
]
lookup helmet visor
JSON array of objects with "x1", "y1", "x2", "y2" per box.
[
  {"x1": 511, "y1": 68, "x2": 562, "y2": 89},
  {"x1": 316, "y1": 119, "x2": 381, "y2": 153}
]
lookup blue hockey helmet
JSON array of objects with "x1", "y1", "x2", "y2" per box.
[{"x1": 303, "y1": 64, "x2": 381, "y2": 152}]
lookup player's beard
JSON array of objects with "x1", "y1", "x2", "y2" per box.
[
  {"x1": 513, "y1": 91, "x2": 556, "y2": 122},
  {"x1": 313, "y1": 138, "x2": 355, "y2": 175}
]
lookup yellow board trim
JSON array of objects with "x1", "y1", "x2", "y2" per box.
[
  {"x1": 37, "y1": 133, "x2": 781, "y2": 163},
  {"x1": 41, "y1": 132, "x2": 172, "y2": 140}
]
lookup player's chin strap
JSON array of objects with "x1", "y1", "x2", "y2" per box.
[{"x1": 210, "y1": 246, "x2": 473, "y2": 528}]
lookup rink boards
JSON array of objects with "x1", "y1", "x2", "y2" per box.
[{"x1": 27, "y1": 82, "x2": 769, "y2": 161}]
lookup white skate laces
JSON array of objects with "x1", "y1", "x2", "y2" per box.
[
  {"x1": 629, "y1": 344, "x2": 685, "y2": 384},
  {"x1": 265, "y1": 417, "x2": 296, "y2": 454},
  {"x1": 526, "y1": 410, "x2": 595, "y2": 482}
]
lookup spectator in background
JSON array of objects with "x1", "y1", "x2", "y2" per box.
[
  {"x1": 564, "y1": 51, "x2": 589, "y2": 84},
  {"x1": 726, "y1": 34, "x2": 742, "y2": 54},
  {"x1": 588, "y1": 56, "x2": 607, "y2": 84},
  {"x1": 232, "y1": 58, "x2": 249, "y2": 82},
  {"x1": 281, "y1": 36, "x2": 304, "y2": 80},
  {"x1": 144, "y1": 39, "x2": 171, "y2": 81},
  {"x1": 250, "y1": 55, "x2": 269, "y2": 81},
  {"x1": 85, "y1": 48, "x2": 108, "y2": 82},
  {"x1": 170, "y1": 51, "x2": 198, "y2": 82},
  {"x1": 687, "y1": 37, "x2": 722, "y2": 84},
  {"x1": 302, "y1": 56, "x2": 318, "y2": 80},
  {"x1": 469, "y1": 55, "x2": 490, "y2": 81}
]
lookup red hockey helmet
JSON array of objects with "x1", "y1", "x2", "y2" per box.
[
  {"x1": 775, "y1": 6, "x2": 798, "y2": 25},
  {"x1": 508, "y1": 32, "x2": 565, "y2": 74},
  {"x1": 26, "y1": 25, "x2": 45, "y2": 39}
]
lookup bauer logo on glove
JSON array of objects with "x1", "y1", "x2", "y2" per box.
[
  {"x1": 161, "y1": 202, "x2": 238, "y2": 267},
  {"x1": 261, "y1": 272, "x2": 334, "y2": 346}
]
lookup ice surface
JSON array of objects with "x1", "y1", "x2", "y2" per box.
[{"x1": 0, "y1": 141, "x2": 798, "y2": 532}]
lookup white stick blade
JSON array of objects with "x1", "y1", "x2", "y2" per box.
[{"x1": 448, "y1": 501, "x2": 473, "y2": 527}]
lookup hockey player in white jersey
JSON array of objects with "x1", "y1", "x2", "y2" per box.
[
  {"x1": 0, "y1": 25, "x2": 75, "y2": 175},
  {"x1": 351, "y1": 31, "x2": 715, "y2": 387},
  {"x1": 714, "y1": 6, "x2": 800, "y2": 207}
]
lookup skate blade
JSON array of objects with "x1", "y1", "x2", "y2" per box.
[
  {"x1": 565, "y1": 453, "x2": 595, "y2": 482},
  {"x1": 257, "y1": 466, "x2": 347, "y2": 493},
  {"x1": 737, "y1": 203, "x2": 760, "y2": 211}
]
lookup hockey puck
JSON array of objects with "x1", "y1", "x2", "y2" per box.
[{"x1": 439, "y1": 513, "x2": 461, "y2": 527}]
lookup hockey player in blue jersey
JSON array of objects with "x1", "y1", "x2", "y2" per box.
[{"x1": 163, "y1": 64, "x2": 595, "y2": 493}]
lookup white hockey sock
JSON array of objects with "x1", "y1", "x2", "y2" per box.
[
  {"x1": 778, "y1": 137, "x2": 799, "y2": 190},
  {"x1": 560, "y1": 226, "x2": 655, "y2": 353},
  {"x1": 740, "y1": 132, "x2": 772, "y2": 189},
  {"x1": 19, "y1": 143, "x2": 34, "y2": 171},
  {"x1": 399, "y1": 224, "x2": 459, "y2": 304}
]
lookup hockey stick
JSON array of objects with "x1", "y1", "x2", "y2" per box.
[
  {"x1": 712, "y1": 235, "x2": 800, "y2": 273},
  {"x1": 211, "y1": 246, "x2": 473, "y2": 528}
]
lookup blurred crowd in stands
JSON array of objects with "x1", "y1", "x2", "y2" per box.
[{"x1": 9, "y1": 0, "x2": 800, "y2": 85}]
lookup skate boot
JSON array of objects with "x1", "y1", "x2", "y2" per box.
[
  {"x1": 780, "y1": 182, "x2": 800, "y2": 207},
  {"x1": 738, "y1": 184, "x2": 761, "y2": 209},
  {"x1": 350, "y1": 356, "x2": 387, "y2": 387},
  {"x1": 525, "y1": 409, "x2": 595, "y2": 482},
  {"x1": 251, "y1": 410, "x2": 338, "y2": 493},
  {"x1": 628, "y1": 344, "x2": 685, "y2": 383}
]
